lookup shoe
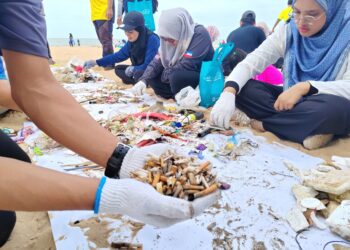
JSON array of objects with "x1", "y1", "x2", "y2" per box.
[
  {"x1": 303, "y1": 134, "x2": 333, "y2": 150},
  {"x1": 0, "y1": 211, "x2": 16, "y2": 247},
  {"x1": 103, "y1": 66, "x2": 114, "y2": 71},
  {"x1": 232, "y1": 108, "x2": 251, "y2": 126}
]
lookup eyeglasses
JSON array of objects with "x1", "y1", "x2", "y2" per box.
[{"x1": 291, "y1": 12, "x2": 325, "y2": 25}]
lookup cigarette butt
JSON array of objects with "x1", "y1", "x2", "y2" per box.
[
  {"x1": 201, "y1": 176, "x2": 209, "y2": 189},
  {"x1": 167, "y1": 177, "x2": 176, "y2": 188},
  {"x1": 156, "y1": 182, "x2": 163, "y2": 194},
  {"x1": 152, "y1": 173, "x2": 160, "y2": 187},
  {"x1": 196, "y1": 161, "x2": 211, "y2": 174},
  {"x1": 160, "y1": 175, "x2": 167, "y2": 182},
  {"x1": 179, "y1": 176, "x2": 187, "y2": 185},
  {"x1": 111, "y1": 242, "x2": 143, "y2": 249},
  {"x1": 160, "y1": 157, "x2": 166, "y2": 168},
  {"x1": 170, "y1": 165, "x2": 178, "y2": 174},
  {"x1": 183, "y1": 184, "x2": 205, "y2": 190},
  {"x1": 147, "y1": 172, "x2": 153, "y2": 184},
  {"x1": 194, "y1": 184, "x2": 218, "y2": 199},
  {"x1": 173, "y1": 183, "x2": 183, "y2": 197},
  {"x1": 185, "y1": 190, "x2": 201, "y2": 194},
  {"x1": 182, "y1": 166, "x2": 196, "y2": 174},
  {"x1": 195, "y1": 175, "x2": 201, "y2": 185},
  {"x1": 179, "y1": 190, "x2": 186, "y2": 199},
  {"x1": 188, "y1": 172, "x2": 196, "y2": 185},
  {"x1": 166, "y1": 186, "x2": 173, "y2": 195}
]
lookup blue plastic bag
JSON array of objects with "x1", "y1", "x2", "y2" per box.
[
  {"x1": 0, "y1": 57, "x2": 7, "y2": 80},
  {"x1": 127, "y1": 0, "x2": 155, "y2": 31},
  {"x1": 199, "y1": 43, "x2": 234, "y2": 108}
]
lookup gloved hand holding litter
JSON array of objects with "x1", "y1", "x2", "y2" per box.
[
  {"x1": 119, "y1": 144, "x2": 173, "y2": 178},
  {"x1": 210, "y1": 91, "x2": 236, "y2": 129},
  {"x1": 125, "y1": 66, "x2": 135, "y2": 77},
  {"x1": 83, "y1": 60, "x2": 97, "y2": 69},
  {"x1": 95, "y1": 177, "x2": 220, "y2": 228},
  {"x1": 131, "y1": 80, "x2": 146, "y2": 96}
]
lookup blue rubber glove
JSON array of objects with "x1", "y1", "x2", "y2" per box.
[
  {"x1": 83, "y1": 60, "x2": 97, "y2": 69},
  {"x1": 125, "y1": 66, "x2": 135, "y2": 77}
]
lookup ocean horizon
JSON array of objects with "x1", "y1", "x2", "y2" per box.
[{"x1": 48, "y1": 38, "x2": 101, "y2": 46}]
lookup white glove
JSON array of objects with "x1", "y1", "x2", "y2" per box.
[
  {"x1": 210, "y1": 91, "x2": 236, "y2": 129},
  {"x1": 125, "y1": 66, "x2": 135, "y2": 77},
  {"x1": 131, "y1": 81, "x2": 146, "y2": 96},
  {"x1": 96, "y1": 177, "x2": 221, "y2": 228},
  {"x1": 120, "y1": 144, "x2": 173, "y2": 179},
  {"x1": 83, "y1": 60, "x2": 97, "y2": 69}
]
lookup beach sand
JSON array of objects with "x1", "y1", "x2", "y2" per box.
[{"x1": 1, "y1": 46, "x2": 349, "y2": 250}]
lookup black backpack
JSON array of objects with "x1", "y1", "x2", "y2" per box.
[{"x1": 124, "y1": 0, "x2": 158, "y2": 14}]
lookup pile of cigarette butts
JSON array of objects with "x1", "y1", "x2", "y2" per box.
[{"x1": 131, "y1": 150, "x2": 227, "y2": 201}]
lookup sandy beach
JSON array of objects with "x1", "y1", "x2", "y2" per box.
[{"x1": 1, "y1": 46, "x2": 349, "y2": 250}]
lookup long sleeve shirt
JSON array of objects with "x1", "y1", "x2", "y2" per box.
[
  {"x1": 140, "y1": 25, "x2": 214, "y2": 83},
  {"x1": 226, "y1": 24, "x2": 350, "y2": 101},
  {"x1": 96, "y1": 33, "x2": 159, "y2": 71}
]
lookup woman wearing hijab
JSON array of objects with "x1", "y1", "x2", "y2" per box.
[
  {"x1": 131, "y1": 8, "x2": 214, "y2": 99},
  {"x1": 84, "y1": 11, "x2": 160, "y2": 85},
  {"x1": 211, "y1": 0, "x2": 350, "y2": 150}
]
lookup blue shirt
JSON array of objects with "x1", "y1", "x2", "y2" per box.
[{"x1": 96, "y1": 34, "x2": 159, "y2": 71}]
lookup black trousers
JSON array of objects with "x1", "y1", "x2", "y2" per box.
[
  {"x1": 149, "y1": 70, "x2": 200, "y2": 99},
  {"x1": 114, "y1": 64, "x2": 144, "y2": 85},
  {"x1": 236, "y1": 80, "x2": 350, "y2": 143},
  {"x1": 0, "y1": 130, "x2": 31, "y2": 247}
]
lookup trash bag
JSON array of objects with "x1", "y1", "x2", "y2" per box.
[{"x1": 199, "y1": 43, "x2": 234, "y2": 108}]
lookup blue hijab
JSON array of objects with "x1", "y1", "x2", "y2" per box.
[{"x1": 284, "y1": 0, "x2": 350, "y2": 89}]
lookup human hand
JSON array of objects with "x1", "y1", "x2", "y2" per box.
[
  {"x1": 125, "y1": 66, "x2": 135, "y2": 77},
  {"x1": 210, "y1": 91, "x2": 236, "y2": 129},
  {"x1": 95, "y1": 177, "x2": 221, "y2": 227},
  {"x1": 119, "y1": 144, "x2": 173, "y2": 178},
  {"x1": 274, "y1": 82, "x2": 310, "y2": 111},
  {"x1": 131, "y1": 81, "x2": 147, "y2": 96},
  {"x1": 106, "y1": 8, "x2": 114, "y2": 20},
  {"x1": 117, "y1": 16, "x2": 123, "y2": 26},
  {"x1": 83, "y1": 60, "x2": 97, "y2": 69}
]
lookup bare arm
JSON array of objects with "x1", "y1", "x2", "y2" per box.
[
  {"x1": 2, "y1": 50, "x2": 118, "y2": 167},
  {"x1": 0, "y1": 79, "x2": 21, "y2": 111},
  {"x1": 116, "y1": 0, "x2": 123, "y2": 25},
  {"x1": 106, "y1": 0, "x2": 114, "y2": 20},
  {"x1": 0, "y1": 157, "x2": 99, "y2": 211},
  {"x1": 272, "y1": 19, "x2": 281, "y2": 33}
]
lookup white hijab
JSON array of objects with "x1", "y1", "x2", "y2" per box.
[{"x1": 158, "y1": 8, "x2": 195, "y2": 68}]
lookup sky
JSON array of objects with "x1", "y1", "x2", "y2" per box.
[{"x1": 44, "y1": 0, "x2": 287, "y2": 40}]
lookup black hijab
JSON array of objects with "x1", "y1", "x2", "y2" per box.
[{"x1": 129, "y1": 26, "x2": 154, "y2": 66}]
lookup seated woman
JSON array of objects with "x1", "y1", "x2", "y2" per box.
[
  {"x1": 84, "y1": 11, "x2": 160, "y2": 85},
  {"x1": 131, "y1": 7, "x2": 214, "y2": 99},
  {"x1": 211, "y1": 0, "x2": 350, "y2": 150}
]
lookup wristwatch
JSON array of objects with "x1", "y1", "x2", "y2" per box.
[{"x1": 104, "y1": 143, "x2": 131, "y2": 179}]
